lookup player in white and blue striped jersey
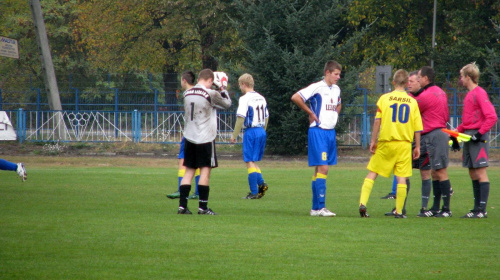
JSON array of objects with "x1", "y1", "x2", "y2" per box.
[
  {"x1": 231, "y1": 73, "x2": 269, "y2": 199},
  {"x1": 291, "y1": 60, "x2": 342, "y2": 217}
]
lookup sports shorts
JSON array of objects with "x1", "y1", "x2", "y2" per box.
[
  {"x1": 412, "y1": 139, "x2": 431, "y2": 170},
  {"x1": 462, "y1": 130, "x2": 490, "y2": 168},
  {"x1": 422, "y1": 128, "x2": 449, "y2": 170},
  {"x1": 183, "y1": 139, "x2": 218, "y2": 169},
  {"x1": 178, "y1": 137, "x2": 185, "y2": 159},
  {"x1": 367, "y1": 141, "x2": 412, "y2": 178},
  {"x1": 243, "y1": 127, "x2": 267, "y2": 163},
  {"x1": 307, "y1": 127, "x2": 337, "y2": 167}
]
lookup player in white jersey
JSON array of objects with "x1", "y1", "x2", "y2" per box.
[
  {"x1": 291, "y1": 60, "x2": 342, "y2": 217},
  {"x1": 231, "y1": 73, "x2": 269, "y2": 199},
  {"x1": 178, "y1": 69, "x2": 232, "y2": 215}
]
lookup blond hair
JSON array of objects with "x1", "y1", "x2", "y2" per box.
[
  {"x1": 460, "y1": 62, "x2": 480, "y2": 84},
  {"x1": 393, "y1": 69, "x2": 408, "y2": 88},
  {"x1": 238, "y1": 73, "x2": 254, "y2": 88}
]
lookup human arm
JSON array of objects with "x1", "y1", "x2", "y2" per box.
[
  {"x1": 264, "y1": 117, "x2": 269, "y2": 130},
  {"x1": 210, "y1": 89, "x2": 232, "y2": 110},
  {"x1": 231, "y1": 117, "x2": 245, "y2": 143},
  {"x1": 369, "y1": 118, "x2": 381, "y2": 154},
  {"x1": 291, "y1": 93, "x2": 319, "y2": 125},
  {"x1": 413, "y1": 132, "x2": 421, "y2": 159}
]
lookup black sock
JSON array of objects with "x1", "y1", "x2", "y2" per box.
[
  {"x1": 198, "y1": 185, "x2": 209, "y2": 210},
  {"x1": 431, "y1": 180, "x2": 441, "y2": 211},
  {"x1": 440, "y1": 180, "x2": 451, "y2": 211},
  {"x1": 421, "y1": 179, "x2": 432, "y2": 209},
  {"x1": 179, "y1": 184, "x2": 191, "y2": 209},
  {"x1": 403, "y1": 178, "x2": 410, "y2": 214},
  {"x1": 472, "y1": 180, "x2": 480, "y2": 211},
  {"x1": 479, "y1": 182, "x2": 490, "y2": 212}
]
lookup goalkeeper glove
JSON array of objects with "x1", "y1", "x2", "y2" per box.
[
  {"x1": 450, "y1": 136, "x2": 460, "y2": 152},
  {"x1": 470, "y1": 132, "x2": 482, "y2": 143}
]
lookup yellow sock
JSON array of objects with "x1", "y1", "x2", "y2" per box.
[
  {"x1": 316, "y1": 173, "x2": 327, "y2": 180},
  {"x1": 396, "y1": 184, "x2": 407, "y2": 214},
  {"x1": 359, "y1": 178, "x2": 374, "y2": 206},
  {"x1": 248, "y1": 167, "x2": 257, "y2": 174},
  {"x1": 195, "y1": 169, "x2": 200, "y2": 176},
  {"x1": 178, "y1": 168, "x2": 186, "y2": 178},
  {"x1": 256, "y1": 168, "x2": 262, "y2": 174}
]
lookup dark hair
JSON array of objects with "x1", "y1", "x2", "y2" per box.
[
  {"x1": 181, "y1": 71, "x2": 195, "y2": 85},
  {"x1": 409, "y1": 71, "x2": 419, "y2": 77},
  {"x1": 198, "y1": 69, "x2": 214, "y2": 81},
  {"x1": 324, "y1": 60, "x2": 342, "y2": 73},
  {"x1": 419, "y1": 66, "x2": 435, "y2": 83}
]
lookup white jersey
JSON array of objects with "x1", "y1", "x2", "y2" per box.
[
  {"x1": 298, "y1": 80, "x2": 341, "y2": 129},
  {"x1": 183, "y1": 84, "x2": 232, "y2": 144},
  {"x1": 236, "y1": 91, "x2": 269, "y2": 128}
]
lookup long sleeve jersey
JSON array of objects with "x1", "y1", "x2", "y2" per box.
[
  {"x1": 409, "y1": 83, "x2": 448, "y2": 134},
  {"x1": 457, "y1": 86, "x2": 498, "y2": 134}
]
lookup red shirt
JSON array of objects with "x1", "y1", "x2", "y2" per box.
[
  {"x1": 457, "y1": 86, "x2": 498, "y2": 134},
  {"x1": 410, "y1": 84, "x2": 449, "y2": 134}
]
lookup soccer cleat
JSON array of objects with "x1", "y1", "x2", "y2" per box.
[
  {"x1": 177, "y1": 206, "x2": 192, "y2": 214},
  {"x1": 16, "y1": 163, "x2": 27, "y2": 182},
  {"x1": 242, "y1": 193, "x2": 260, "y2": 199},
  {"x1": 385, "y1": 208, "x2": 396, "y2": 216},
  {"x1": 460, "y1": 210, "x2": 477, "y2": 218},
  {"x1": 316, "y1": 208, "x2": 336, "y2": 217},
  {"x1": 474, "y1": 212, "x2": 487, "y2": 218},
  {"x1": 198, "y1": 208, "x2": 217, "y2": 215},
  {"x1": 394, "y1": 213, "x2": 407, "y2": 219},
  {"x1": 167, "y1": 191, "x2": 181, "y2": 199},
  {"x1": 380, "y1": 193, "x2": 396, "y2": 199},
  {"x1": 310, "y1": 209, "x2": 320, "y2": 216},
  {"x1": 434, "y1": 210, "x2": 452, "y2": 218},
  {"x1": 258, "y1": 182, "x2": 268, "y2": 198},
  {"x1": 187, "y1": 194, "x2": 199, "y2": 200},
  {"x1": 359, "y1": 205, "x2": 369, "y2": 218},
  {"x1": 417, "y1": 208, "x2": 438, "y2": 217}
]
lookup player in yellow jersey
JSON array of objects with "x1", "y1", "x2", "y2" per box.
[{"x1": 358, "y1": 69, "x2": 423, "y2": 218}]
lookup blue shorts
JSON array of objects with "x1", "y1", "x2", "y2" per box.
[
  {"x1": 243, "y1": 127, "x2": 267, "y2": 162},
  {"x1": 308, "y1": 127, "x2": 337, "y2": 167},
  {"x1": 178, "y1": 138, "x2": 185, "y2": 159}
]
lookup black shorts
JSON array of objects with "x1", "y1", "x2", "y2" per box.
[{"x1": 183, "y1": 139, "x2": 218, "y2": 169}]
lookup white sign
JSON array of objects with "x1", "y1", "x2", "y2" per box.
[
  {"x1": 0, "y1": 36, "x2": 19, "y2": 59},
  {"x1": 0, "y1": 111, "x2": 17, "y2": 140}
]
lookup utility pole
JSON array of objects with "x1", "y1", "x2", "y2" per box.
[
  {"x1": 431, "y1": 0, "x2": 437, "y2": 68},
  {"x1": 30, "y1": 0, "x2": 66, "y2": 139}
]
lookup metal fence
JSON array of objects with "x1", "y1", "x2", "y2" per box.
[{"x1": 3, "y1": 109, "x2": 500, "y2": 149}]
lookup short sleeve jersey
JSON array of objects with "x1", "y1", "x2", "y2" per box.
[
  {"x1": 375, "y1": 90, "x2": 423, "y2": 142},
  {"x1": 298, "y1": 80, "x2": 341, "y2": 129},
  {"x1": 236, "y1": 91, "x2": 269, "y2": 128},
  {"x1": 183, "y1": 84, "x2": 231, "y2": 144}
]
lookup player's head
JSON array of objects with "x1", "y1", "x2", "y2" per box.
[
  {"x1": 392, "y1": 69, "x2": 408, "y2": 88},
  {"x1": 418, "y1": 66, "x2": 435, "y2": 86},
  {"x1": 407, "y1": 71, "x2": 421, "y2": 94},
  {"x1": 324, "y1": 60, "x2": 342, "y2": 85},
  {"x1": 181, "y1": 71, "x2": 195, "y2": 90},
  {"x1": 460, "y1": 62, "x2": 480, "y2": 84},
  {"x1": 324, "y1": 60, "x2": 342, "y2": 74},
  {"x1": 238, "y1": 73, "x2": 254, "y2": 90},
  {"x1": 198, "y1": 69, "x2": 214, "y2": 87}
]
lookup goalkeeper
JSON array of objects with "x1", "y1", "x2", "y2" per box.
[
  {"x1": 230, "y1": 73, "x2": 269, "y2": 199},
  {"x1": 456, "y1": 63, "x2": 498, "y2": 218}
]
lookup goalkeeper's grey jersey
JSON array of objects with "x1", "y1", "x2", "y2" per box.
[{"x1": 183, "y1": 84, "x2": 232, "y2": 144}]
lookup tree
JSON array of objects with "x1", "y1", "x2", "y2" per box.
[{"x1": 232, "y1": 0, "x2": 365, "y2": 154}]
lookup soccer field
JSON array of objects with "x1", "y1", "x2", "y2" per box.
[{"x1": 1, "y1": 156, "x2": 498, "y2": 279}]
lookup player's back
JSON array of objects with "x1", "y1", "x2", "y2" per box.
[
  {"x1": 238, "y1": 91, "x2": 268, "y2": 128},
  {"x1": 376, "y1": 90, "x2": 423, "y2": 143},
  {"x1": 183, "y1": 85, "x2": 217, "y2": 144}
]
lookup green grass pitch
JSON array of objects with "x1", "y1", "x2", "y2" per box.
[{"x1": 1, "y1": 157, "x2": 499, "y2": 279}]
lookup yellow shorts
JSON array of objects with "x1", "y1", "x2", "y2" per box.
[{"x1": 367, "y1": 141, "x2": 412, "y2": 178}]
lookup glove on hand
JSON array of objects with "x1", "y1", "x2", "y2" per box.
[
  {"x1": 450, "y1": 136, "x2": 460, "y2": 152},
  {"x1": 470, "y1": 132, "x2": 483, "y2": 143},
  {"x1": 213, "y1": 72, "x2": 228, "y2": 90}
]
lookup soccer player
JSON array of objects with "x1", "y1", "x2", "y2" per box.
[
  {"x1": 457, "y1": 63, "x2": 498, "y2": 218},
  {"x1": 230, "y1": 73, "x2": 269, "y2": 199},
  {"x1": 177, "y1": 69, "x2": 232, "y2": 215},
  {"x1": 0, "y1": 159, "x2": 27, "y2": 181},
  {"x1": 291, "y1": 60, "x2": 342, "y2": 217},
  {"x1": 413, "y1": 66, "x2": 454, "y2": 218},
  {"x1": 167, "y1": 71, "x2": 201, "y2": 200},
  {"x1": 358, "y1": 69, "x2": 423, "y2": 218}
]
